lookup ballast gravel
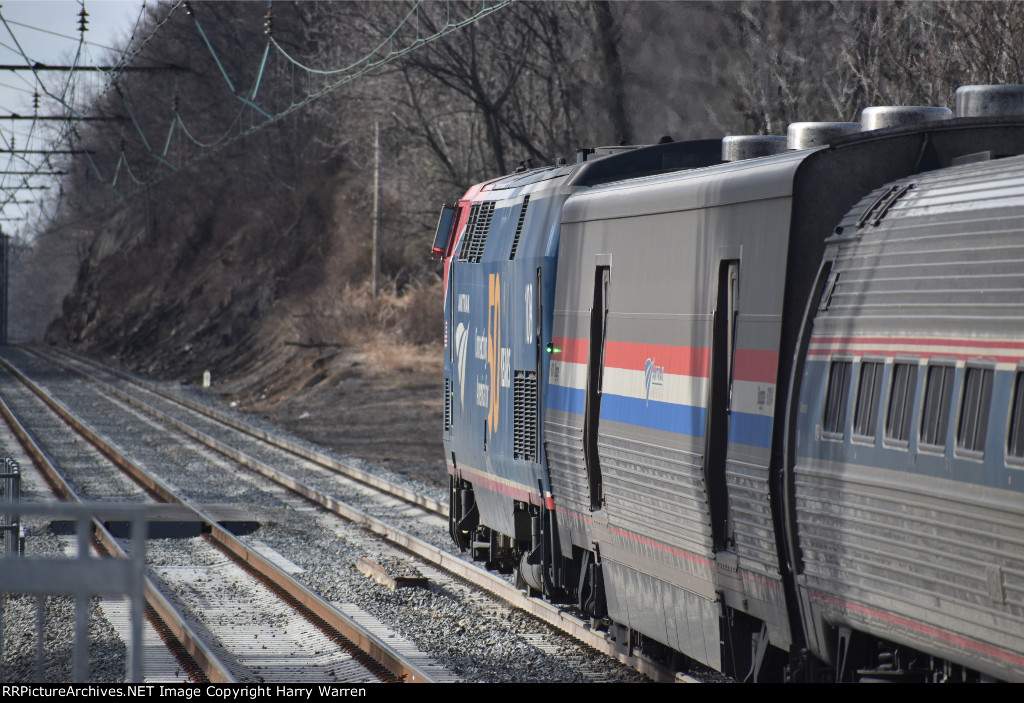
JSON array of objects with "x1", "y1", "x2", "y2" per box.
[{"x1": 1, "y1": 348, "x2": 652, "y2": 683}]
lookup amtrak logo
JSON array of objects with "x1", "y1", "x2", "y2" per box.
[
  {"x1": 644, "y1": 357, "x2": 664, "y2": 406},
  {"x1": 455, "y1": 322, "x2": 469, "y2": 408}
]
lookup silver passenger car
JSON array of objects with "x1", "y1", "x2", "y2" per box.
[{"x1": 546, "y1": 111, "x2": 1024, "y2": 679}]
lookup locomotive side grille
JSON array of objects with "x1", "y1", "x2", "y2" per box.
[
  {"x1": 444, "y1": 377, "x2": 452, "y2": 433},
  {"x1": 513, "y1": 370, "x2": 538, "y2": 461},
  {"x1": 458, "y1": 203, "x2": 481, "y2": 261},
  {"x1": 509, "y1": 195, "x2": 530, "y2": 260},
  {"x1": 466, "y1": 201, "x2": 495, "y2": 263}
]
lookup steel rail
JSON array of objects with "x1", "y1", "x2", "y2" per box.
[
  {"x1": 37, "y1": 345, "x2": 448, "y2": 518},
  {"x1": 0, "y1": 354, "x2": 436, "y2": 683},
  {"x1": 11, "y1": 349, "x2": 689, "y2": 681},
  {"x1": 0, "y1": 391, "x2": 233, "y2": 683}
]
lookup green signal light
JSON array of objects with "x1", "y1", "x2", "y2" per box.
[{"x1": 546, "y1": 342, "x2": 561, "y2": 354}]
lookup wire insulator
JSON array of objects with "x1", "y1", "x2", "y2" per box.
[
  {"x1": 263, "y1": 8, "x2": 274, "y2": 38},
  {"x1": 77, "y1": 7, "x2": 89, "y2": 35}
]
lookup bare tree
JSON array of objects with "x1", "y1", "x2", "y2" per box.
[{"x1": 19, "y1": 0, "x2": 1024, "y2": 377}]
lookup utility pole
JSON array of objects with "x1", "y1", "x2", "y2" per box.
[{"x1": 372, "y1": 121, "x2": 381, "y2": 297}]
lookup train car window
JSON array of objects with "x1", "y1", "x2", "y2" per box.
[
  {"x1": 1009, "y1": 371, "x2": 1024, "y2": 460},
  {"x1": 818, "y1": 271, "x2": 840, "y2": 311},
  {"x1": 853, "y1": 361, "x2": 883, "y2": 439},
  {"x1": 920, "y1": 364, "x2": 955, "y2": 449},
  {"x1": 957, "y1": 365, "x2": 993, "y2": 455},
  {"x1": 823, "y1": 360, "x2": 852, "y2": 437},
  {"x1": 431, "y1": 204, "x2": 457, "y2": 261},
  {"x1": 885, "y1": 362, "x2": 918, "y2": 443}
]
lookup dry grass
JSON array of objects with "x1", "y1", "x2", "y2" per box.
[{"x1": 290, "y1": 276, "x2": 443, "y2": 351}]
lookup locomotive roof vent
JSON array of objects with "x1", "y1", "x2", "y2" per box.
[
  {"x1": 787, "y1": 122, "x2": 860, "y2": 150},
  {"x1": 721, "y1": 135, "x2": 788, "y2": 161},
  {"x1": 860, "y1": 105, "x2": 952, "y2": 131},
  {"x1": 955, "y1": 84, "x2": 1024, "y2": 117}
]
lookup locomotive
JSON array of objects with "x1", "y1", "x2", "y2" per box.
[{"x1": 432, "y1": 84, "x2": 1024, "y2": 682}]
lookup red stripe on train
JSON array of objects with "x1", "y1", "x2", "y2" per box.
[
  {"x1": 550, "y1": 336, "x2": 590, "y2": 364},
  {"x1": 554, "y1": 337, "x2": 712, "y2": 377},
  {"x1": 808, "y1": 347, "x2": 1024, "y2": 364},
  {"x1": 604, "y1": 341, "x2": 711, "y2": 377},
  {"x1": 811, "y1": 334, "x2": 1024, "y2": 350},
  {"x1": 553, "y1": 337, "x2": 778, "y2": 383},
  {"x1": 734, "y1": 348, "x2": 779, "y2": 383},
  {"x1": 453, "y1": 464, "x2": 554, "y2": 509}
]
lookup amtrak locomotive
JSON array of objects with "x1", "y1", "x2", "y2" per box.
[{"x1": 432, "y1": 84, "x2": 1024, "y2": 682}]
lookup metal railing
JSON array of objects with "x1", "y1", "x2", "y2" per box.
[
  {"x1": 0, "y1": 457, "x2": 22, "y2": 557},
  {"x1": 0, "y1": 502, "x2": 147, "y2": 682}
]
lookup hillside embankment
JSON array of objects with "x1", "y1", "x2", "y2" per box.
[{"x1": 44, "y1": 170, "x2": 447, "y2": 486}]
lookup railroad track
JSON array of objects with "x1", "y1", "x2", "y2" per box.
[
  {"x1": 0, "y1": 345, "x2": 692, "y2": 682},
  {"x1": 0, "y1": 351, "x2": 439, "y2": 683}
]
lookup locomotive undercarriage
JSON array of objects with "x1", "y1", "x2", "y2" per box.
[
  {"x1": 449, "y1": 477, "x2": 517, "y2": 573},
  {"x1": 449, "y1": 475, "x2": 600, "y2": 609}
]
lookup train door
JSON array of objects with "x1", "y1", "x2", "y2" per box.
[
  {"x1": 706, "y1": 260, "x2": 738, "y2": 552},
  {"x1": 584, "y1": 265, "x2": 610, "y2": 511}
]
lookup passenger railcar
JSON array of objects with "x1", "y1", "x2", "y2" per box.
[
  {"x1": 789, "y1": 153, "x2": 1024, "y2": 682},
  {"x1": 434, "y1": 84, "x2": 1024, "y2": 681}
]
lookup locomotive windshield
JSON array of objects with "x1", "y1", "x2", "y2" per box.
[{"x1": 431, "y1": 203, "x2": 457, "y2": 261}]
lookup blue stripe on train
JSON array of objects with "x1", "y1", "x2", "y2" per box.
[
  {"x1": 728, "y1": 412, "x2": 773, "y2": 449},
  {"x1": 548, "y1": 385, "x2": 771, "y2": 447},
  {"x1": 547, "y1": 385, "x2": 707, "y2": 437},
  {"x1": 601, "y1": 394, "x2": 707, "y2": 436},
  {"x1": 547, "y1": 384, "x2": 584, "y2": 414}
]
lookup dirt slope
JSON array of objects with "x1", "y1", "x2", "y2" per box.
[{"x1": 213, "y1": 341, "x2": 446, "y2": 487}]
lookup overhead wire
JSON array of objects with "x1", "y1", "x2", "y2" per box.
[
  {"x1": 1, "y1": 17, "x2": 122, "y2": 54},
  {"x1": 0, "y1": 0, "x2": 513, "y2": 234},
  {"x1": 0, "y1": 2, "x2": 91, "y2": 220},
  {"x1": 0, "y1": 1, "x2": 164, "y2": 229},
  {"x1": 102, "y1": 0, "x2": 513, "y2": 190}
]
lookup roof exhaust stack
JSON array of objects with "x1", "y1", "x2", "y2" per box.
[
  {"x1": 955, "y1": 84, "x2": 1024, "y2": 117},
  {"x1": 787, "y1": 122, "x2": 860, "y2": 150},
  {"x1": 721, "y1": 135, "x2": 788, "y2": 162},
  {"x1": 860, "y1": 106, "x2": 951, "y2": 130}
]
